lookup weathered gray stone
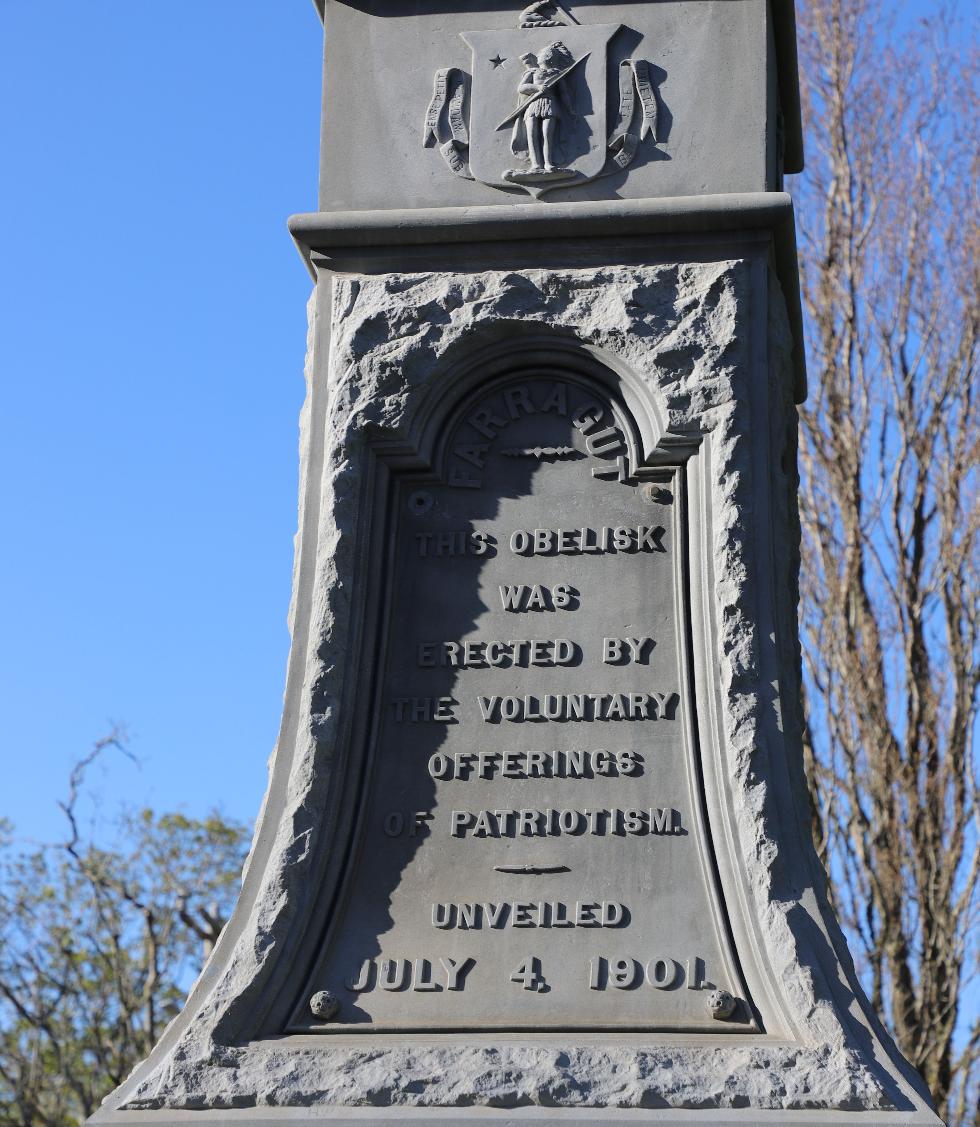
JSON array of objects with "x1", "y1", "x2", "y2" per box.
[
  {"x1": 313, "y1": 0, "x2": 804, "y2": 211},
  {"x1": 90, "y1": 252, "x2": 941, "y2": 1123},
  {"x1": 89, "y1": 2, "x2": 941, "y2": 1123},
  {"x1": 123, "y1": 1041, "x2": 893, "y2": 1112}
]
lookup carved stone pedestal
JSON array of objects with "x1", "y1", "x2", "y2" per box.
[{"x1": 91, "y1": 2, "x2": 942, "y2": 1124}]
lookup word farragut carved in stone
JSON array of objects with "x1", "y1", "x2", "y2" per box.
[{"x1": 424, "y1": 3, "x2": 660, "y2": 197}]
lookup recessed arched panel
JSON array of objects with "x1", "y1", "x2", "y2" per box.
[{"x1": 285, "y1": 359, "x2": 755, "y2": 1034}]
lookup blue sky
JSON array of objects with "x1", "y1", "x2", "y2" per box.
[
  {"x1": 0, "y1": 3, "x2": 323, "y2": 842},
  {"x1": 0, "y1": 0, "x2": 955, "y2": 847}
]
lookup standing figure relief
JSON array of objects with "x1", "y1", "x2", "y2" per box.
[{"x1": 505, "y1": 40, "x2": 580, "y2": 184}]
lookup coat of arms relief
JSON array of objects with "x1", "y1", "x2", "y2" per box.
[{"x1": 423, "y1": 2, "x2": 663, "y2": 198}]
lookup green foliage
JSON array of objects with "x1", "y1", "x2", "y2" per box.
[{"x1": 0, "y1": 743, "x2": 249, "y2": 1126}]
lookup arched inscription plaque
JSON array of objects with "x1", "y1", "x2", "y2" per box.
[{"x1": 289, "y1": 371, "x2": 754, "y2": 1033}]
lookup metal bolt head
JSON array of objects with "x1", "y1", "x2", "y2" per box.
[
  {"x1": 707, "y1": 988, "x2": 736, "y2": 1019},
  {"x1": 309, "y1": 990, "x2": 340, "y2": 1021}
]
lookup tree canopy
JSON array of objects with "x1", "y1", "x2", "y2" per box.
[{"x1": 0, "y1": 737, "x2": 249, "y2": 1127}]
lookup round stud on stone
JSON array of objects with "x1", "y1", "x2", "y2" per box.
[
  {"x1": 643, "y1": 483, "x2": 673, "y2": 504},
  {"x1": 408, "y1": 490, "x2": 434, "y2": 515},
  {"x1": 707, "y1": 989, "x2": 736, "y2": 1019},
  {"x1": 309, "y1": 990, "x2": 340, "y2": 1022}
]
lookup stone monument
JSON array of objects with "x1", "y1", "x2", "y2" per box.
[{"x1": 91, "y1": 1, "x2": 943, "y2": 1123}]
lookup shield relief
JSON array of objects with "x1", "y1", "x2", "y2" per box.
[{"x1": 462, "y1": 24, "x2": 620, "y2": 192}]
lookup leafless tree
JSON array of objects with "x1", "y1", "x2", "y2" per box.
[{"x1": 792, "y1": 0, "x2": 980, "y2": 1122}]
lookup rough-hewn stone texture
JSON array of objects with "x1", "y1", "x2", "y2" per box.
[{"x1": 107, "y1": 261, "x2": 928, "y2": 1117}]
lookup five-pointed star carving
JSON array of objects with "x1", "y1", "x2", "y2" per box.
[{"x1": 489, "y1": 53, "x2": 506, "y2": 68}]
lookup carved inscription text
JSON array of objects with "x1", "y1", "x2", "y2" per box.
[{"x1": 295, "y1": 375, "x2": 752, "y2": 1032}]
